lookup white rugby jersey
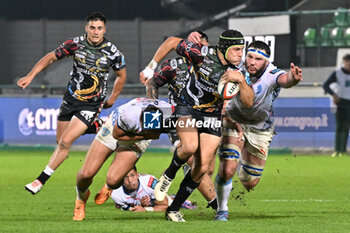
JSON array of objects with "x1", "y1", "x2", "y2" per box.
[
  {"x1": 110, "y1": 98, "x2": 174, "y2": 133},
  {"x1": 226, "y1": 62, "x2": 286, "y2": 130},
  {"x1": 335, "y1": 69, "x2": 350, "y2": 100},
  {"x1": 111, "y1": 174, "x2": 158, "y2": 210}
]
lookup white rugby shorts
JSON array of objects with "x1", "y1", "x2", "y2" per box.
[
  {"x1": 95, "y1": 115, "x2": 151, "y2": 158},
  {"x1": 222, "y1": 118, "x2": 274, "y2": 160}
]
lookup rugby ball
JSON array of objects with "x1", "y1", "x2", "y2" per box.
[{"x1": 218, "y1": 79, "x2": 240, "y2": 100}]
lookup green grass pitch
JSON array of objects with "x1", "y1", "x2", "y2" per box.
[{"x1": 0, "y1": 149, "x2": 349, "y2": 233}]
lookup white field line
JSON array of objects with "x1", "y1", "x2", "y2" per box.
[{"x1": 260, "y1": 199, "x2": 350, "y2": 202}]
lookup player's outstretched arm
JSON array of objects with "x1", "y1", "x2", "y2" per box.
[
  {"x1": 278, "y1": 63, "x2": 303, "y2": 88},
  {"x1": 140, "y1": 37, "x2": 182, "y2": 84},
  {"x1": 129, "y1": 197, "x2": 168, "y2": 212},
  {"x1": 17, "y1": 52, "x2": 58, "y2": 89},
  {"x1": 103, "y1": 68, "x2": 127, "y2": 109}
]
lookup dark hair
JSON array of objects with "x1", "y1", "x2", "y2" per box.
[
  {"x1": 343, "y1": 54, "x2": 350, "y2": 61},
  {"x1": 195, "y1": 30, "x2": 209, "y2": 42},
  {"x1": 218, "y1": 29, "x2": 244, "y2": 58},
  {"x1": 247, "y1": 40, "x2": 271, "y2": 57},
  {"x1": 86, "y1": 12, "x2": 106, "y2": 24},
  {"x1": 130, "y1": 166, "x2": 137, "y2": 172}
]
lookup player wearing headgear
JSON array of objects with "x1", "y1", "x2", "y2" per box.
[
  {"x1": 145, "y1": 32, "x2": 219, "y2": 211},
  {"x1": 214, "y1": 40, "x2": 303, "y2": 221},
  {"x1": 140, "y1": 30, "x2": 254, "y2": 222},
  {"x1": 73, "y1": 97, "x2": 173, "y2": 221}
]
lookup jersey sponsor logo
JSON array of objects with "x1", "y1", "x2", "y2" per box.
[
  {"x1": 80, "y1": 110, "x2": 95, "y2": 122},
  {"x1": 269, "y1": 68, "x2": 281, "y2": 74},
  {"x1": 111, "y1": 44, "x2": 117, "y2": 53},
  {"x1": 143, "y1": 110, "x2": 162, "y2": 129},
  {"x1": 186, "y1": 42, "x2": 194, "y2": 52},
  {"x1": 148, "y1": 177, "x2": 158, "y2": 189},
  {"x1": 199, "y1": 67, "x2": 211, "y2": 76},
  {"x1": 209, "y1": 48, "x2": 214, "y2": 55},
  {"x1": 170, "y1": 59, "x2": 178, "y2": 69},
  {"x1": 256, "y1": 84, "x2": 262, "y2": 95},
  {"x1": 201, "y1": 45, "x2": 208, "y2": 56},
  {"x1": 101, "y1": 127, "x2": 110, "y2": 137}
]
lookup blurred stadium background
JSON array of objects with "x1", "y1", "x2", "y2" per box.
[{"x1": 0, "y1": 0, "x2": 350, "y2": 152}]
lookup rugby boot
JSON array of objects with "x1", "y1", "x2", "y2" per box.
[
  {"x1": 25, "y1": 179, "x2": 43, "y2": 195},
  {"x1": 73, "y1": 190, "x2": 90, "y2": 221},
  {"x1": 94, "y1": 184, "x2": 112, "y2": 205},
  {"x1": 154, "y1": 173, "x2": 173, "y2": 201},
  {"x1": 166, "y1": 209, "x2": 186, "y2": 222}
]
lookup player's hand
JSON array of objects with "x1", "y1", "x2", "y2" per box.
[
  {"x1": 140, "y1": 67, "x2": 154, "y2": 86},
  {"x1": 129, "y1": 205, "x2": 146, "y2": 212},
  {"x1": 234, "y1": 122, "x2": 244, "y2": 140},
  {"x1": 333, "y1": 94, "x2": 340, "y2": 105},
  {"x1": 290, "y1": 63, "x2": 303, "y2": 83},
  {"x1": 188, "y1": 31, "x2": 202, "y2": 44},
  {"x1": 221, "y1": 69, "x2": 244, "y2": 84},
  {"x1": 17, "y1": 76, "x2": 33, "y2": 89},
  {"x1": 139, "y1": 70, "x2": 147, "y2": 85},
  {"x1": 141, "y1": 196, "x2": 151, "y2": 207},
  {"x1": 103, "y1": 99, "x2": 114, "y2": 109}
]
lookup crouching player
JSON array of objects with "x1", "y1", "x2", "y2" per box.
[
  {"x1": 111, "y1": 166, "x2": 196, "y2": 212},
  {"x1": 111, "y1": 166, "x2": 169, "y2": 212},
  {"x1": 73, "y1": 97, "x2": 173, "y2": 221},
  {"x1": 215, "y1": 41, "x2": 303, "y2": 221}
]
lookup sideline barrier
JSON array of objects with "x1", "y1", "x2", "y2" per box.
[{"x1": 0, "y1": 97, "x2": 345, "y2": 149}]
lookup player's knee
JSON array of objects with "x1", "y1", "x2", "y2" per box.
[
  {"x1": 198, "y1": 164, "x2": 210, "y2": 177},
  {"x1": 221, "y1": 165, "x2": 236, "y2": 180},
  {"x1": 237, "y1": 162, "x2": 263, "y2": 190},
  {"x1": 242, "y1": 178, "x2": 260, "y2": 191},
  {"x1": 180, "y1": 142, "x2": 198, "y2": 156},
  {"x1": 206, "y1": 168, "x2": 214, "y2": 178},
  {"x1": 78, "y1": 169, "x2": 94, "y2": 181},
  {"x1": 57, "y1": 139, "x2": 72, "y2": 150},
  {"x1": 106, "y1": 175, "x2": 123, "y2": 189}
]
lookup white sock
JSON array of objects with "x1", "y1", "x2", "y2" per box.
[
  {"x1": 43, "y1": 165, "x2": 55, "y2": 176},
  {"x1": 215, "y1": 174, "x2": 232, "y2": 212},
  {"x1": 76, "y1": 186, "x2": 89, "y2": 201}
]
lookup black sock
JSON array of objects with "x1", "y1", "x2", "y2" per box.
[
  {"x1": 207, "y1": 197, "x2": 218, "y2": 210},
  {"x1": 36, "y1": 171, "x2": 51, "y2": 185},
  {"x1": 164, "y1": 149, "x2": 187, "y2": 179},
  {"x1": 167, "y1": 171, "x2": 200, "y2": 212}
]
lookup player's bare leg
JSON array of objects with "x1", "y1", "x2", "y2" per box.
[
  {"x1": 76, "y1": 140, "x2": 114, "y2": 191},
  {"x1": 95, "y1": 148, "x2": 139, "y2": 204},
  {"x1": 155, "y1": 116, "x2": 198, "y2": 201},
  {"x1": 73, "y1": 139, "x2": 113, "y2": 221},
  {"x1": 166, "y1": 133, "x2": 220, "y2": 221},
  {"x1": 239, "y1": 151, "x2": 266, "y2": 190},
  {"x1": 215, "y1": 132, "x2": 244, "y2": 221},
  {"x1": 25, "y1": 117, "x2": 87, "y2": 195}
]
